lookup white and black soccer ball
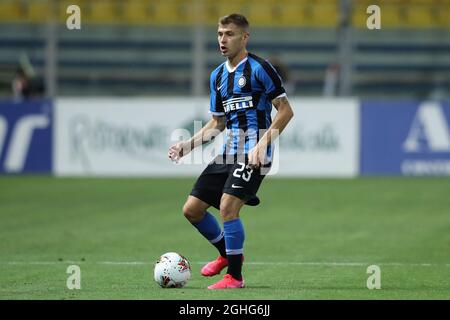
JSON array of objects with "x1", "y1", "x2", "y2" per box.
[{"x1": 154, "y1": 252, "x2": 191, "y2": 288}]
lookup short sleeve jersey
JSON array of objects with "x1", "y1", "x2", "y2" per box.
[{"x1": 209, "y1": 52, "x2": 286, "y2": 163}]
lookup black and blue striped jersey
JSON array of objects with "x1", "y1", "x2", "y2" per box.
[{"x1": 209, "y1": 52, "x2": 286, "y2": 164}]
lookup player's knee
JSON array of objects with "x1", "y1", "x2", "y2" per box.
[
  {"x1": 182, "y1": 203, "x2": 195, "y2": 221},
  {"x1": 182, "y1": 202, "x2": 203, "y2": 223},
  {"x1": 219, "y1": 202, "x2": 238, "y2": 221}
]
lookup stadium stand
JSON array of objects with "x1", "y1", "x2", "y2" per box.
[{"x1": 0, "y1": 0, "x2": 449, "y2": 97}]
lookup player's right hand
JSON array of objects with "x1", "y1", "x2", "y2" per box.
[{"x1": 168, "y1": 141, "x2": 190, "y2": 163}]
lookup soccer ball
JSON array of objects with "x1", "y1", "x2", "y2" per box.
[{"x1": 154, "y1": 252, "x2": 191, "y2": 288}]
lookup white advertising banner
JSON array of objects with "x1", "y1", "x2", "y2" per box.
[
  {"x1": 55, "y1": 97, "x2": 359, "y2": 177},
  {"x1": 55, "y1": 98, "x2": 219, "y2": 176},
  {"x1": 276, "y1": 98, "x2": 359, "y2": 177}
]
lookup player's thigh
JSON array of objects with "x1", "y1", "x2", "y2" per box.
[
  {"x1": 182, "y1": 195, "x2": 211, "y2": 222},
  {"x1": 190, "y1": 163, "x2": 229, "y2": 210},
  {"x1": 223, "y1": 162, "x2": 265, "y2": 203}
]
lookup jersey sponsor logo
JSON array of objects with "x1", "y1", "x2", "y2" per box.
[{"x1": 222, "y1": 96, "x2": 254, "y2": 113}]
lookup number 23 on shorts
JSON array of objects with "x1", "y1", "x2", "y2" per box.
[{"x1": 233, "y1": 162, "x2": 254, "y2": 182}]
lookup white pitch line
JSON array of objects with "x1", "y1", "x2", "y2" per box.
[
  {"x1": 2, "y1": 261, "x2": 450, "y2": 267},
  {"x1": 100, "y1": 261, "x2": 147, "y2": 265}
]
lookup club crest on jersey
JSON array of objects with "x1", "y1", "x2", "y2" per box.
[
  {"x1": 222, "y1": 96, "x2": 254, "y2": 113},
  {"x1": 237, "y1": 76, "x2": 246, "y2": 88}
]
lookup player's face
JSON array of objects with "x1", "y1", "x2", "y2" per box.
[{"x1": 217, "y1": 23, "x2": 249, "y2": 59}]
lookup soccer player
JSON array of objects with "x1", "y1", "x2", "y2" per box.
[{"x1": 168, "y1": 13, "x2": 294, "y2": 289}]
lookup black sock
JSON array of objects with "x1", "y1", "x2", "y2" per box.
[
  {"x1": 227, "y1": 254, "x2": 243, "y2": 280},
  {"x1": 213, "y1": 237, "x2": 227, "y2": 258}
]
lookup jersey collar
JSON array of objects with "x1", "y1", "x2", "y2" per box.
[{"x1": 225, "y1": 56, "x2": 248, "y2": 73}]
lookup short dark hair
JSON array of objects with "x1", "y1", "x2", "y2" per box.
[{"x1": 219, "y1": 13, "x2": 249, "y2": 31}]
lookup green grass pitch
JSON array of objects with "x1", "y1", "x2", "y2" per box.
[{"x1": 1, "y1": 176, "x2": 449, "y2": 299}]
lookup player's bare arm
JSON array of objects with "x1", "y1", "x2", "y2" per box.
[
  {"x1": 248, "y1": 96, "x2": 294, "y2": 168},
  {"x1": 168, "y1": 115, "x2": 226, "y2": 162}
]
